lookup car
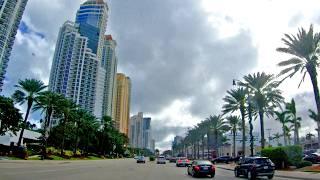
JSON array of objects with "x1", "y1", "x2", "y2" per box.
[
  {"x1": 169, "y1": 157, "x2": 177, "y2": 163},
  {"x1": 234, "y1": 157, "x2": 275, "y2": 180},
  {"x1": 176, "y1": 157, "x2": 191, "y2": 167},
  {"x1": 187, "y1": 160, "x2": 215, "y2": 178},
  {"x1": 212, "y1": 156, "x2": 233, "y2": 164},
  {"x1": 303, "y1": 153, "x2": 320, "y2": 164},
  {"x1": 136, "y1": 156, "x2": 146, "y2": 163},
  {"x1": 157, "y1": 156, "x2": 166, "y2": 164}
]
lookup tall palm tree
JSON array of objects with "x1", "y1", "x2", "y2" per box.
[
  {"x1": 284, "y1": 125, "x2": 293, "y2": 145},
  {"x1": 33, "y1": 91, "x2": 64, "y2": 158},
  {"x1": 33, "y1": 91, "x2": 64, "y2": 132},
  {"x1": 222, "y1": 87, "x2": 247, "y2": 156},
  {"x1": 285, "y1": 99, "x2": 301, "y2": 145},
  {"x1": 277, "y1": 25, "x2": 320, "y2": 137},
  {"x1": 308, "y1": 109, "x2": 320, "y2": 145},
  {"x1": 274, "y1": 110, "x2": 290, "y2": 146},
  {"x1": 58, "y1": 98, "x2": 77, "y2": 155},
  {"x1": 206, "y1": 115, "x2": 230, "y2": 155},
  {"x1": 12, "y1": 79, "x2": 47, "y2": 146},
  {"x1": 226, "y1": 115, "x2": 241, "y2": 157},
  {"x1": 240, "y1": 72, "x2": 284, "y2": 149}
]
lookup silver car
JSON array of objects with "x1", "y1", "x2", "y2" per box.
[{"x1": 157, "y1": 156, "x2": 166, "y2": 164}]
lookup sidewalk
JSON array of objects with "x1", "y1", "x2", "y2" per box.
[{"x1": 216, "y1": 163, "x2": 320, "y2": 180}]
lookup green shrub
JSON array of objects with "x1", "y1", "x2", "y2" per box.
[
  {"x1": 261, "y1": 147, "x2": 288, "y2": 169},
  {"x1": 296, "y1": 161, "x2": 312, "y2": 168},
  {"x1": 283, "y1": 145, "x2": 303, "y2": 166},
  {"x1": 149, "y1": 156, "x2": 155, "y2": 161},
  {"x1": 261, "y1": 145, "x2": 304, "y2": 169}
]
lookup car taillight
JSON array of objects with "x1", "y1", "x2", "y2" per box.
[
  {"x1": 211, "y1": 165, "x2": 215, "y2": 171},
  {"x1": 186, "y1": 159, "x2": 190, "y2": 162},
  {"x1": 194, "y1": 166, "x2": 200, "y2": 171},
  {"x1": 178, "y1": 160, "x2": 182, "y2": 163}
]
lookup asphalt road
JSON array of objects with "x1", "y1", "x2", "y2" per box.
[{"x1": 0, "y1": 159, "x2": 294, "y2": 180}]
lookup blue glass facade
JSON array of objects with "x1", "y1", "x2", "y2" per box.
[{"x1": 75, "y1": 3, "x2": 105, "y2": 54}]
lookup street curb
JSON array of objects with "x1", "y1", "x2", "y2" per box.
[{"x1": 216, "y1": 166, "x2": 319, "y2": 180}]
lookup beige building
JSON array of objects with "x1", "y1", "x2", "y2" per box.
[{"x1": 114, "y1": 73, "x2": 131, "y2": 135}]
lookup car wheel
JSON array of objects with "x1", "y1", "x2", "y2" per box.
[
  {"x1": 211, "y1": 173, "x2": 215, "y2": 178},
  {"x1": 191, "y1": 170, "x2": 197, "y2": 177},
  {"x1": 234, "y1": 169, "x2": 240, "y2": 177},
  {"x1": 267, "y1": 175, "x2": 274, "y2": 179},
  {"x1": 247, "y1": 171, "x2": 256, "y2": 180}
]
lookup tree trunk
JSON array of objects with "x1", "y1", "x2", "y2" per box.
[
  {"x1": 214, "y1": 131, "x2": 218, "y2": 157},
  {"x1": 294, "y1": 121, "x2": 300, "y2": 145},
  {"x1": 17, "y1": 100, "x2": 32, "y2": 146},
  {"x1": 197, "y1": 141, "x2": 200, "y2": 159},
  {"x1": 240, "y1": 107, "x2": 246, "y2": 157},
  {"x1": 60, "y1": 116, "x2": 67, "y2": 156},
  {"x1": 282, "y1": 124, "x2": 287, "y2": 146},
  {"x1": 248, "y1": 103, "x2": 254, "y2": 156},
  {"x1": 259, "y1": 110, "x2": 265, "y2": 149},
  {"x1": 202, "y1": 136, "x2": 205, "y2": 159},
  {"x1": 233, "y1": 130, "x2": 236, "y2": 157},
  {"x1": 207, "y1": 133, "x2": 210, "y2": 160},
  {"x1": 307, "y1": 65, "x2": 320, "y2": 145}
]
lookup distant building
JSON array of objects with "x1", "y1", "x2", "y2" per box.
[
  {"x1": 172, "y1": 136, "x2": 183, "y2": 146},
  {"x1": 0, "y1": 0, "x2": 29, "y2": 91},
  {"x1": 143, "y1": 117, "x2": 151, "y2": 149},
  {"x1": 151, "y1": 139, "x2": 155, "y2": 152},
  {"x1": 130, "y1": 112, "x2": 144, "y2": 148},
  {"x1": 129, "y1": 112, "x2": 153, "y2": 150},
  {"x1": 114, "y1": 73, "x2": 131, "y2": 135}
]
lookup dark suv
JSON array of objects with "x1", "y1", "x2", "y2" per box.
[
  {"x1": 234, "y1": 157, "x2": 275, "y2": 180},
  {"x1": 212, "y1": 156, "x2": 232, "y2": 164}
]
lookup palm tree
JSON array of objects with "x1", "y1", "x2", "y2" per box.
[
  {"x1": 222, "y1": 87, "x2": 247, "y2": 156},
  {"x1": 12, "y1": 79, "x2": 47, "y2": 146},
  {"x1": 226, "y1": 115, "x2": 241, "y2": 157},
  {"x1": 206, "y1": 115, "x2": 230, "y2": 155},
  {"x1": 285, "y1": 99, "x2": 301, "y2": 145},
  {"x1": 277, "y1": 25, "x2": 320, "y2": 138},
  {"x1": 274, "y1": 110, "x2": 290, "y2": 146},
  {"x1": 272, "y1": 133, "x2": 282, "y2": 146},
  {"x1": 33, "y1": 91, "x2": 64, "y2": 132},
  {"x1": 58, "y1": 98, "x2": 77, "y2": 155},
  {"x1": 240, "y1": 72, "x2": 284, "y2": 149},
  {"x1": 309, "y1": 109, "x2": 320, "y2": 146},
  {"x1": 31, "y1": 91, "x2": 63, "y2": 159}
]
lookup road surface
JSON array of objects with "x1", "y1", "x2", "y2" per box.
[{"x1": 0, "y1": 159, "x2": 294, "y2": 180}]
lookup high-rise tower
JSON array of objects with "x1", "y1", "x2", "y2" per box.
[
  {"x1": 0, "y1": 0, "x2": 28, "y2": 91},
  {"x1": 49, "y1": 0, "x2": 108, "y2": 116},
  {"x1": 115, "y1": 73, "x2": 131, "y2": 135}
]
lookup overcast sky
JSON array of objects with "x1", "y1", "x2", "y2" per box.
[{"x1": 2, "y1": 0, "x2": 320, "y2": 150}]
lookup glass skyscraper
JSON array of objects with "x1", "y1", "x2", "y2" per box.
[
  {"x1": 0, "y1": 0, "x2": 28, "y2": 91},
  {"x1": 49, "y1": 0, "x2": 110, "y2": 120}
]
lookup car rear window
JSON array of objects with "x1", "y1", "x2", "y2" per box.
[
  {"x1": 254, "y1": 158, "x2": 270, "y2": 164},
  {"x1": 196, "y1": 161, "x2": 212, "y2": 165}
]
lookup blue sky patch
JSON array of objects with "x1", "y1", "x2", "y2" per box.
[{"x1": 19, "y1": 21, "x2": 45, "y2": 39}]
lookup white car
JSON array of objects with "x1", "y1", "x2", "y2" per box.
[{"x1": 157, "y1": 156, "x2": 166, "y2": 164}]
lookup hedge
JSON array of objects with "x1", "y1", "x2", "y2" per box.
[{"x1": 261, "y1": 145, "x2": 303, "y2": 169}]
